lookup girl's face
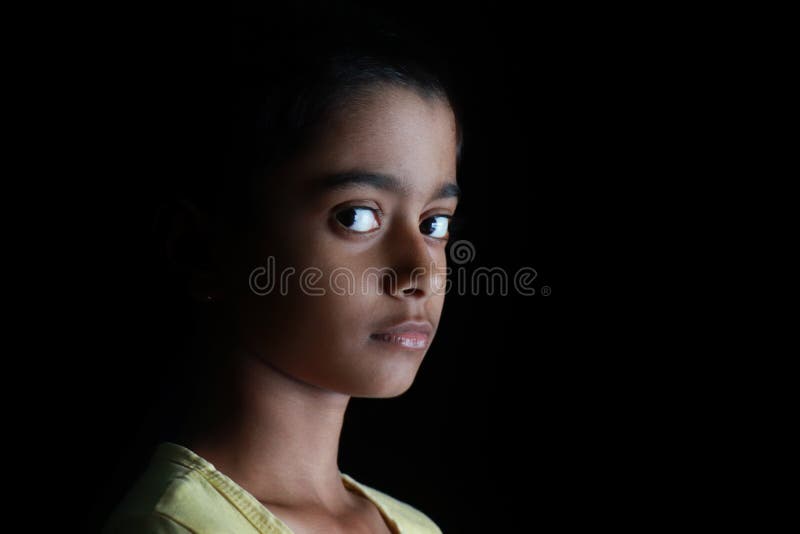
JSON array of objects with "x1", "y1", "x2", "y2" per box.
[{"x1": 224, "y1": 84, "x2": 459, "y2": 398}]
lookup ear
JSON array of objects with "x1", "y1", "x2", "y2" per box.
[{"x1": 154, "y1": 195, "x2": 225, "y2": 304}]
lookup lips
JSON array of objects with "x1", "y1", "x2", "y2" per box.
[{"x1": 370, "y1": 320, "x2": 434, "y2": 350}]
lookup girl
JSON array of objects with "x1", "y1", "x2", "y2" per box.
[{"x1": 104, "y1": 9, "x2": 462, "y2": 534}]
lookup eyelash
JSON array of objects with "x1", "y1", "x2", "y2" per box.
[{"x1": 333, "y1": 206, "x2": 456, "y2": 242}]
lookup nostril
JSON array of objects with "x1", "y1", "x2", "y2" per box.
[{"x1": 402, "y1": 286, "x2": 423, "y2": 297}]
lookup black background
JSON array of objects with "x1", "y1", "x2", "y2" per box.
[{"x1": 25, "y1": 3, "x2": 678, "y2": 532}]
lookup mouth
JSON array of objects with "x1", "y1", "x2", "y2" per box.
[
  {"x1": 369, "y1": 320, "x2": 434, "y2": 350},
  {"x1": 369, "y1": 332, "x2": 430, "y2": 349}
]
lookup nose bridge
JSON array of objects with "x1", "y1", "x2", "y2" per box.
[{"x1": 384, "y1": 216, "x2": 435, "y2": 298}]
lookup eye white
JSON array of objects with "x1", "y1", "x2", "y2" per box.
[
  {"x1": 427, "y1": 216, "x2": 449, "y2": 238},
  {"x1": 340, "y1": 207, "x2": 380, "y2": 232}
]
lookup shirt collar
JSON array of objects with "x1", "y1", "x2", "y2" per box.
[{"x1": 153, "y1": 441, "x2": 400, "y2": 534}]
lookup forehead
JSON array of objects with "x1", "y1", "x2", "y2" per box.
[{"x1": 293, "y1": 85, "x2": 459, "y2": 199}]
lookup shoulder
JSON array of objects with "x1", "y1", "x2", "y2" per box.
[
  {"x1": 341, "y1": 473, "x2": 443, "y2": 534},
  {"x1": 102, "y1": 510, "x2": 192, "y2": 534},
  {"x1": 103, "y1": 469, "x2": 247, "y2": 533},
  {"x1": 102, "y1": 444, "x2": 262, "y2": 533}
]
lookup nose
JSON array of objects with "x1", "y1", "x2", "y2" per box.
[{"x1": 382, "y1": 222, "x2": 440, "y2": 299}]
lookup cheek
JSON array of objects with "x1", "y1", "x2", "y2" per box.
[
  {"x1": 236, "y1": 218, "x2": 449, "y2": 336},
  {"x1": 238, "y1": 264, "x2": 371, "y2": 343}
]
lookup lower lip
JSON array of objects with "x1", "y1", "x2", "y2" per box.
[{"x1": 370, "y1": 332, "x2": 429, "y2": 350}]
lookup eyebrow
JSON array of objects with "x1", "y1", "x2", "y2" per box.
[{"x1": 314, "y1": 171, "x2": 461, "y2": 201}]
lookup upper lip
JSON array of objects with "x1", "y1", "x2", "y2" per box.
[{"x1": 372, "y1": 319, "x2": 434, "y2": 337}]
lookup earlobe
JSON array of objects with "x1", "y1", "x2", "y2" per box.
[
  {"x1": 187, "y1": 271, "x2": 225, "y2": 304},
  {"x1": 156, "y1": 194, "x2": 225, "y2": 303}
]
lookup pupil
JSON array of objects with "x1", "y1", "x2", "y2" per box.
[{"x1": 337, "y1": 208, "x2": 357, "y2": 227}]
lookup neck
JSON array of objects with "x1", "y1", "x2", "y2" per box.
[{"x1": 175, "y1": 344, "x2": 355, "y2": 511}]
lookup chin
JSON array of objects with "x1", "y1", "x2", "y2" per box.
[{"x1": 350, "y1": 369, "x2": 419, "y2": 399}]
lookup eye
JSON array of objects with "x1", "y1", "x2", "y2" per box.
[
  {"x1": 334, "y1": 206, "x2": 381, "y2": 233},
  {"x1": 420, "y1": 215, "x2": 451, "y2": 240}
]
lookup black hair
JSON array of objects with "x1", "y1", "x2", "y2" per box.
[{"x1": 160, "y1": 7, "x2": 464, "y2": 235}]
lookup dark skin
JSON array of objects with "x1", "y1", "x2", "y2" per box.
[{"x1": 168, "y1": 84, "x2": 459, "y2": 534}]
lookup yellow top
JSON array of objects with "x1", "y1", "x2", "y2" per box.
[{"x1": 102, "y1": 441, "x2": 443, "y2": 534}]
